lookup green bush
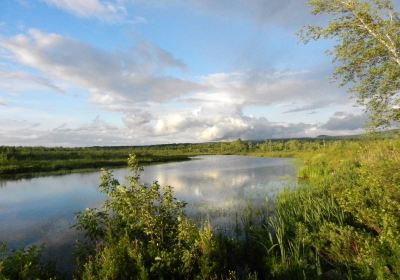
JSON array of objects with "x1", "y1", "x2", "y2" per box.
[
  {"x1": 74, "y1": 154, "x2": 226, "y2": 279},
  {"x1": 2, "y1": 136, "x2": 399, "y2": 279},
  {"x1": 0, "y1": 243, "x2": 58, "y2": 280}
]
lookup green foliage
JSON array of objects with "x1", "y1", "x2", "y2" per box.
[
  {"x1": 265, "y1": 187, "x2": 347, "y2": 279},
  {"x1": 0, "y1": 138, "x2": 344, "y2": 178},
  {"x1": 4, "y1": 133, "x2": 382, "y2": 179},
  {"x1": 0, "y1": 243, "x2": 58, "y2": 280},
  {"x1": 2, "y1": 135, "x2": 400, "y2": 279},
  {"x1": 301, "y1": 0, "x2": 400, "y2": 127},
  {"x1": 229, "y1": 139, "x2": 249, "y2": 153},
  {"x1": 75, "y1": 154, "x2": 224, "y2": 279},
  {"x1": 265, "y1": 136, "x2": 400, "y2": 279},
  {"x1": 0, "y1": 146, "x2": 189, "y2": 178}
]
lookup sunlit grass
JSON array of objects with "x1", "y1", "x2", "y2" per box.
[{"x1": 1, "y1": 135, "x2": 399, "y2": 279}]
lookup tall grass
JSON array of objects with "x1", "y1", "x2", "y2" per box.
[
  {"x1": 263, "y1": 136, "x2": 400, "y2": 279},
  {"x1": 1, "y1": 136, "x2": 399, "y2": 279}
]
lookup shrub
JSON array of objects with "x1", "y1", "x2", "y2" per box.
[
  {"x1": 0, "y1": 243, "x2": 58, "y2": 280},
  {"x1": 74, "y1": 154, "x2": 224, "y2": 279}
]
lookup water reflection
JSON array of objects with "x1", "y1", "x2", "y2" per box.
[{"x1": 0, "y1": 155, "x2": 296, "y2": 250}]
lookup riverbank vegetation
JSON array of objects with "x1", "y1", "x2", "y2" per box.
[
  {"x1": 0, "y1": 132, "x2": 390, "y2": 179},
  {"x1": 1, "y1": 0, "x2": 400, "y2": 278},
  {"x1": 0, "y1": 146, "x2": 190, "y2": 179},
  {"x1": 1, "y1": 135, "x2": 399, "y2": 279}
]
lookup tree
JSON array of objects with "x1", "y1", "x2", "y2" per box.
[
  {"x1": 230, "y1": 139, "x2": 248, "y2": 153},
  {"x1": 301, "y1": 0, "x2": 400, "y2": 127}
]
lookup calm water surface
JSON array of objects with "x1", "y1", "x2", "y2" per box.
[{"x1": 0, "y1": 155, "x2": 296, "y2": 254}]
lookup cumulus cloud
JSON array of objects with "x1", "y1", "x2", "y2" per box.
[
  {"x1": 197, "y1": 117, "x2": 313, "y2": 141},
  {"x1": 133, "y1": 102, "x2": 365, "y2": 143},
  {"x1": 0, "y1": 114, "x2": 314, "y2": 146},
  {"x1": 146, "y1": 103, "x2": 318, "y2": 142},
  {"x1": 0, "y1": 110, "x2": 369, "y2": 146},
  {"x1": 42, "y1": 0, "x2": 127, "y2": 22},
  {"x1": 0, "y1": 29, "x2": 361, "y2": 145}
]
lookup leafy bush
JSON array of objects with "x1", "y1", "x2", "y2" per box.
[
  {"x1": 74, "y1": 154, "x2": 228, "y2": 279},
  {"x1": 2, "y1": 137, "x2": 399, "y2": 279},
  {"x1": 0, "y1": 243, "x2": 58, "y2": 280}
]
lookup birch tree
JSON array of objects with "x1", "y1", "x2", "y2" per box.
[{"x1": 301, "y1": 0, "x2": 400, "y2": 127}]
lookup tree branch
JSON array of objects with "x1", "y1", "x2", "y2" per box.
[{"x1": 339, "y1": 0, "x2": 400, "y2": 66}]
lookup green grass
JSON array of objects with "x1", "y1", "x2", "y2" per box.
[
  {"x1": 262, "y1": 136, "x2": 400, "y2": 279},
  {"x1": 0, "y1": 136, "x2": 371, "y2": 178},
  {"x1": 0, "y1": 154, "x2": 190, "y2": 179},
  {"x1": 1, "y1": 135, "x2": 400, "y2": 279}
]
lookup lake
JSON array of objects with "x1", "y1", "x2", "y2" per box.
[{"x1": 0, "y1": 155, "x2": 296, "y2": 267}]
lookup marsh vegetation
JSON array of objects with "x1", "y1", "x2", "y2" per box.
[
  {"x1": 2, "y1": 0, "x2": 400, "y2": 278},
  {"x1": 1, "y1": 135, "x2": 400, "y2": 279}
]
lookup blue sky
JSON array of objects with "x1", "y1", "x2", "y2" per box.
[{"x1": 0, "y1": 0, "x2": 370, "y2": 146}]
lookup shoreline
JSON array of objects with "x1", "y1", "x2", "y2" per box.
[{"x1": 0, "y1": 156, "x2": 191, "y2": 181}]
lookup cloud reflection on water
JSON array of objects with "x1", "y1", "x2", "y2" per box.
[{"x1": 0, "y1": 155, "x2": 296, "y2": 248}]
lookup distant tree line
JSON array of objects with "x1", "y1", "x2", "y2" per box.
[{"x1": 0, "y1": 137, "x2": 368, "y2": 178}]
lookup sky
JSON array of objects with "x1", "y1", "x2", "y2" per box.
[{"x1": 0, "y1": 0, "x2": 379, "y2": 146}]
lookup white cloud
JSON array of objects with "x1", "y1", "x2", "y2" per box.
[
  {"x1": 42, "y1": 0, "x2": 127, "y2": 22},
  {"x1": 155, "y1": 114, "x2": 195, "y2": 135},
  {"x1": 0, "y1": 29, "x2": 363, "y2": 145},
  {"x1": 196, "y1": 70, "x2": 350, "y2": 109},
  {"x1": 0, "y1": 117, "x2": 136, "y2": 146},
  {"x1": 0, "y1": 68, "x2": 64, "y2": 94},
  {"x1": 0, "y1": 29, "x2": 352, "y2": 113},
  {"x1": 0, "y1": 29, "x2": 197, "y2": 105},
  {"x1": 0, "y1": 109, "x2": 369, "y2": 146},
  {"x1": 122, "y1": 110, "x2": 152, "y2": 127},
  {"x1": 146, "y1": 103, "x2": 317, "y2": 142},
  {"x1": 0, "y1": 114, "x2": 311, "y2": 146},
  {"x1": 199, "y1": 118, "x2": 250, "y2": 141}
]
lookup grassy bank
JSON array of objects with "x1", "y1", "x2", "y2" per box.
[
  {"x1": 1, "y1": 136, "x2": 399, "y2": 279},
  {"x1": 0, "y1": 157, "x2": 190, "y2": 180},
  {"x1": 0, "y1": 146, "x2": 190, "y2": 178},
  {"x1": 264, "y1": 136, "x2": 400, "y2": 279},
  {"x1": 0, "y1": 136, "x2": 371, "y2": 178}
]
